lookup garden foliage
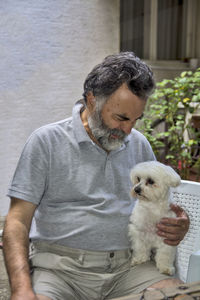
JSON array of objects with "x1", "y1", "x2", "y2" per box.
[{"x1": 136, "y1": 68, "x2": 200, "y2": 180}]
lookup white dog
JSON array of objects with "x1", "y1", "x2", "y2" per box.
[{"x1": 128, "y1": 161, "x2": 181, "y2": 275}]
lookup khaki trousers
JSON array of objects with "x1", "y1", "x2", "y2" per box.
[{"x1": 30, "y1": 241, "x2": 171, "y2": 300}]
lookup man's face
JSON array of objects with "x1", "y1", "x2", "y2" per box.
[{"x1": 88, "y1": 83, "x2": 146, "y2": 151}]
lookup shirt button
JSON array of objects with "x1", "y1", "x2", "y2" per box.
[{"x1": 110, "y1": 252, "x2": 114, "y2": 258}]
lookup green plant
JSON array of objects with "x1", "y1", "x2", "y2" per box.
[{"x1": 136, "y1": 68, "x2": 200, "y2": 180}]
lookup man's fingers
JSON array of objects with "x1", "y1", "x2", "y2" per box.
[
  {"x1": 163, "y1": 239, "x2": 180, "y2": 246},
  {"x1": 157, "y1": 223, "x2": 180, "y2": 234},
  {"x1": 170, "y1": 203, "x2": 188, "y2": 219},
  {"x1": 159, "y1": 217, "x2": 188, "y2": 227},
  {"x1": 157, "y1": 230, "x2": 178, "y2": 240},
  {"x1": 156, "y1": 205, "x2": 190, "y2": 246}
]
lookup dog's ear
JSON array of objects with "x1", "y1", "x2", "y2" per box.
[{"x1": 164, "y1": 165, "x2": 181, "y2": 187}]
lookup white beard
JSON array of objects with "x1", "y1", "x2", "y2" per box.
[{"x1": 88, "y1": 107, "x2": 127, "y2": 151}]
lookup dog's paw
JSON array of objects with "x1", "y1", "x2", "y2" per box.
[
  {"x1": 157, "y1": 264, "x2": 175, "y2": 275},
  {"x1": 130, "y1": 256, "x2": 150, "y2": 266}
]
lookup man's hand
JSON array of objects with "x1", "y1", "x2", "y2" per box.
[{"x1": 156, "y1": 204, "x2": 190, "y2": 246}]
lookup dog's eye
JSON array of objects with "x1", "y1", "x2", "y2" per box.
[
  {"x1": 147, "y1": 178, "x2": 154, "y2": 185},
  {"x1": 136, "y1": 176, "x2": 140, "y2": 182}
]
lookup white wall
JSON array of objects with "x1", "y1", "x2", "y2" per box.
[{"x1": 0, "y1": 0, "x2": 120, "y2": 216}]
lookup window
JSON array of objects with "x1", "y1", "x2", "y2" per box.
[{"x1": 120, "y1": 0, "x2": 191, "y2": 60}]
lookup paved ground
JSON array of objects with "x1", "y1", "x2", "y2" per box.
[{"x1": 0, "y1": 217, "x2": 10, "y2": 300}]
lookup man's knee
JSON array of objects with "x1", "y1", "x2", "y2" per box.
[{"x1": 147, "y1": 278, "x2": 183, "y2": 289}]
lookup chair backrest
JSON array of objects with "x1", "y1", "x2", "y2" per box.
[{"x1": 171, "y1": 180, "x2": 200, "y2": 282}]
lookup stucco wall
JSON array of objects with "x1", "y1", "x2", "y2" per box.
[{"x1": 0, "y1": 0, "x2": 120, "y2": 216}]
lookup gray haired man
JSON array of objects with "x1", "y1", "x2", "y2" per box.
[{"x1": 3, "y1": 52, "x2": 189, "y2": 300}]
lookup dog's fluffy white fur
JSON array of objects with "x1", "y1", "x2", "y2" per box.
[{"x1": 128, "y1": 161, "x2": 181, "y2": 275}]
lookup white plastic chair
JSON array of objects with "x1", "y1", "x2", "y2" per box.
[{"x1": 171, "y1": 180, "x2": 200, "y2": 282}]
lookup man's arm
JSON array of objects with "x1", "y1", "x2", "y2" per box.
[{"x1": 3, "y1": 197, "x2": 38, "y2": 300}]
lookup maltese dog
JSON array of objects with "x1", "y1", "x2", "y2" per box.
[{"x1": 128, "y1": 161, "x2": 181, "y2": 275}]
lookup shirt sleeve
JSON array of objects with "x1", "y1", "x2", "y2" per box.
[
  {"x1": 144, "y1": 138, "x2": 156, "y2": 161},
  {"x1": 130, "y1": 128, "x2": 156, "y2": 162},
  {"x1": 7, "y1": 129, "x2": 49, "y2": 205}
]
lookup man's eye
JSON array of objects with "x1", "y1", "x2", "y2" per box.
[
  {"x1": 114, "y1": 116, "x2": 123, "y2": 121},
  {"x1": 115, "y1": 115, "x2": 129, "y2": 122},
  {"x1": 147, "y1": 178, "x2": 154, "y2": 185}
]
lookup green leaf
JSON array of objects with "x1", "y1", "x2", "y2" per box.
[
  {"x1": 166, "y1": 155, "x2": 175, "y2": 159},
  {"x1": 189, "y1": 107, "x2": 195, "y2": 113},
  {"x1": 181, "y1": 71, "x2": 187, "y2": 78}
]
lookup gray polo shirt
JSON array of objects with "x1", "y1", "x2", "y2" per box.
[{"x1": 7, "y1": 100, "x2": 155, "y2": 251}]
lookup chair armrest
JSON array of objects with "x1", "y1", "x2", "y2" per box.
[{"x1": 186, "y1": 250, "x2": 200, "y2": 283}]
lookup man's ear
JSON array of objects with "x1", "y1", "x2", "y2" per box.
[{"x1": 86, "y1": 92, "x2": 96, "y2": 112}]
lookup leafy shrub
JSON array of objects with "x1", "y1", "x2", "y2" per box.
[{"x1": 136, "y1": 68, "x2": 200, "y2": 180}]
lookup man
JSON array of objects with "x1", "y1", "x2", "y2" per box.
[{"x1": 3, "y1": 52, "x2": 189, "y2": 300}]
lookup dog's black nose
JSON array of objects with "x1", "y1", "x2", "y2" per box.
[{"x1": 134, "y1": 186, "x2": 141, "y2": 194}]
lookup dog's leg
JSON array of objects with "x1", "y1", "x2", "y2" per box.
[
  {"x1": 130, "y1": 231, "x2": 151, "y2": 266},
  {"x1": 155, "y1": 244, "x2": 176, "y2": 275}
]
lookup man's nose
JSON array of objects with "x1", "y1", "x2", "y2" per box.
[{"x1": 120, "y1": 122, "x2": 134, "y2": 134}]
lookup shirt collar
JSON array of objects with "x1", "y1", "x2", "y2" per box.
[{"x1": 72, "y1": 99, "x2": 91, "y2": 144}]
